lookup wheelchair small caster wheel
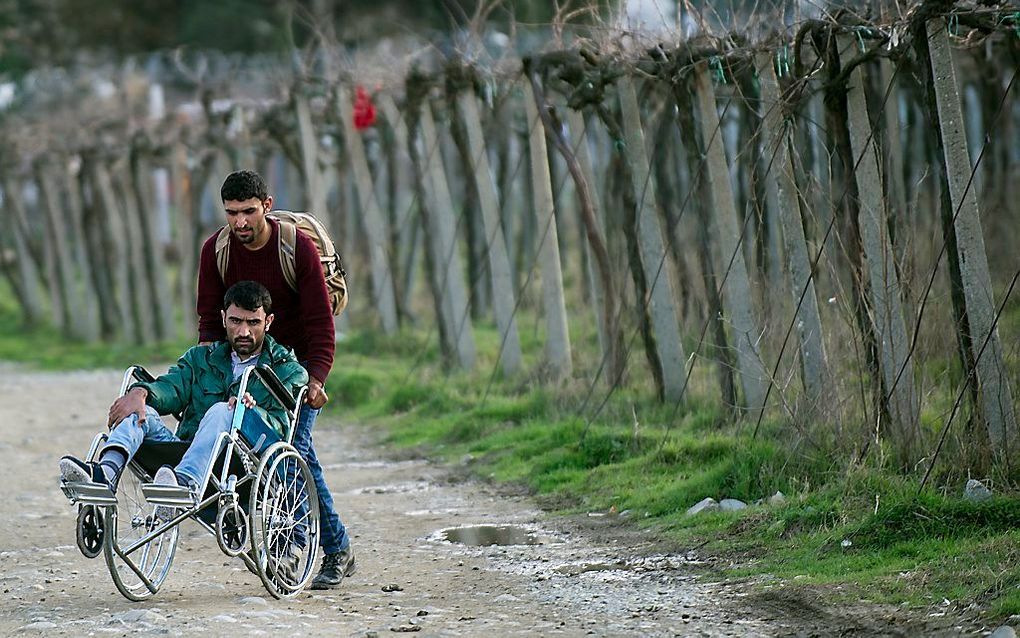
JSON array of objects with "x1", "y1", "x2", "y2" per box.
[
  {"x1": 216, "y1": 501, "x2": 248, "y2": 557},
  {"x1": 76, "y1": 505, "x2": 104, "y2": 559}
]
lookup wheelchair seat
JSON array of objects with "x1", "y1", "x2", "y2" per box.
[
  {"x1": 133, "y1": 442, "x2": 192, "y2": 477},
  {"x1": 134, "y1": 412, "x2": 284, "y2": 520},
  {"x1": 133, "y1": 411, "x2": 283, "y2": 479}
]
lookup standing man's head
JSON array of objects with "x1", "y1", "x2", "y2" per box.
[
  {"x1": 221, "y1": 170, "x2": 274, "y2": 249},
  {"x1": 221, "y1": 280, "x2": 274, "y2": 357}
]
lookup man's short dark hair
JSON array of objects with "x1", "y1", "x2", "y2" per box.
[
  {"x1": 221, "y1": 170, "x2": 268, "y2": 202},
  {"x1": 223, "y1": 280, "x2": 273, "y2": 315}
]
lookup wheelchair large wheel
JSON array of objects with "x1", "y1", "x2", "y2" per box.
[
  {"x1": 104, "y1": 466, "x2": 179, "y2": 601},
  {"x1": 248, "y1": 443, "x2": 319, "y2": 599}
]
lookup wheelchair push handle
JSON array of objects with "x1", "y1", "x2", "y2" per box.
[
  {"x1": 252, "y1": 364, "x2": 300, "y2": 413},
  {"x1": 119, "y1": 365, "x2": 156, "y2": 397}
]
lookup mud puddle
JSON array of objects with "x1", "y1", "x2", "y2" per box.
[{"x1": 436, "y1": 524, "x2": 562, "y2": 547}]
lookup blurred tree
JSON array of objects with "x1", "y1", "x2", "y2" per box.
[{"x1": 0, "y1": 0, "x2": 578, "y2": 77}]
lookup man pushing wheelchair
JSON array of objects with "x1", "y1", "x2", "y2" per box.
[{"x1": 58, "y1": 281, "x2": 320, "y2": 600}]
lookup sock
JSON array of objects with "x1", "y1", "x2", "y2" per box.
[{"x1": 98, "y1": 448, "x2": 127, "y2": 484}]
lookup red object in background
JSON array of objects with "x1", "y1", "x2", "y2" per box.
[{"x1": 353, "y1": 85, "x2": 377, "y2": 130}]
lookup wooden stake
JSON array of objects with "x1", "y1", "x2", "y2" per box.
[
  {"x1": 565, "y1": 109, "x2": 610, "y2": 371},
  {"x1": 618, "y1": 76, "x2": 688, "y2": 404},
  {"x1": 842, "y1": 36, "x2": 920, "y2": 460},
  {"x1": 755, "y1": 53, "x2": 830, "y2": 405},
  {"x1": 455, "y1": 90, "x2": 522, "y2": 376},
  {"x1": 927, "y1": 20, "x2": 1017, "y2": 458},
  {"x1": 34, "y1": 160, "x2": 80, "y2": 337},
  {"x1": 295, "y1": 93, "x2": 328, "y2": 215},
  {"x1": 692, "y1": 63, "x2": 768, "y2": 419},
  {"x1": 419, "y1": 100, "x2": 477, "y2": 370},
  {"x1": 170, "y1": 143, "x2": 196, "y2": 338},
  {"x1": 523, "y1": 79, "x2": 572, "y2": 380},
  {"x1": 129, "y1": 149, "x2": 173, "y2": 341},
  {"x1": 89, "y1": 158, "x2": 137, "y2": 342},
  {"x1": 0, "y1": 176, "x2": 45, "y2": 326}
]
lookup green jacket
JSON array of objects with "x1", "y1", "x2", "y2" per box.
[{"x1": 132, "y1": 335, "x2": 308, "y2": 441}]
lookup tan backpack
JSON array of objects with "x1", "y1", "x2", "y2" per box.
[{"x1": 214, "y1": 211, "x2": 349, "y2": 316}]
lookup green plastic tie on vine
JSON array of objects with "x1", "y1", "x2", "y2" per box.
[
  {"x1": 775, "y1": 43, "x2": 791, "y2": 77},
  {"x1": 709, "y1": 56, "x2": 726, "y2": 84},
  {"x1": 994, "y1": 11, "x2": 1019, "y2": 38},
  {"x1": 614, "y1": 138, "x2": 626, "y2": 152},
  {"x1": 855, "y1": 27, "x2": 866, "y2": 53},
  {"x1": 948, "y1": 12, "x2": 959, "y2": 37}
]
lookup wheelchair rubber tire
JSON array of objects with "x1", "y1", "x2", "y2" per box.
[
  {"x1": 248, "y1": 442, "x2": 319, "y2": 599},
  {"x1": 216, "y1": 500, "x2": 249, "y2": 557}
]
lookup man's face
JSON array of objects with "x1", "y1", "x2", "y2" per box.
[
  {"x1": 221, "y1": 303, "x2": 274, "y2": 357},
  {"x1": 223, "y1": 196, "x2": 273, "y2": 245}
]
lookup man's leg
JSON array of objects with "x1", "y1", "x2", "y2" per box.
[
  {"x1": 171, "y1": 402, "x2": 234, "y2": 489},
  {"x1": 60, "y1": 407, "x2": 175, "y2": 488},
  {"x1": 290, "y1": 405, "x2": 355, "y2": 588},
  {"x1": 149, "y1": 401, "x2": 237, "y2": 522}
]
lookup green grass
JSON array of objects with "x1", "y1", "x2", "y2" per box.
[
  {"x1": 5, "y1": 287, "x2": 1020, "y2": 623},
  {"x1": 0, "y1": 294, "x2": 192, "y2": 370},
  {"x1": 318, "y1": 322, "x2": 1020, "y2": 623}
]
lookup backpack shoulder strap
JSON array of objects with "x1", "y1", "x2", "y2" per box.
[
  {"x1": 277, "y1": 219, "x2": 299, "y2": 291},
  {"x1": 214, "y1": 226, "x2": 232, "y2": 283}
]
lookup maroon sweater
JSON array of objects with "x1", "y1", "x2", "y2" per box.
[{"x1": 197, "y1": 218, "x2": 335, "y2": 383}]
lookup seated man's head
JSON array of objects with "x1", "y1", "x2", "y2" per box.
[{"x1": 221, "y1": 281, "x2": 274, "y2": 357}]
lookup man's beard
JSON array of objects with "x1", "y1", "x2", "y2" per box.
[
  {"x1": 231, "y1": 336, "x2": 260, "y2": 356},
  {"x1": 234, "y1": 227, "x2": 256, "y2": 244}
]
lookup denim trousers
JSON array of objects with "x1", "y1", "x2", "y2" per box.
[
  {"x1": 104, "y1": 402, "x2": 256, "y2": 486},
  {"x1": 292, "y1": 405, "x2": 349, "y2": 553}
]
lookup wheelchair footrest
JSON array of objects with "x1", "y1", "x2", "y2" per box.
[
  {"x1": 61, "y1": 481, "x2": 117, "y2": 506},
  {"x1": 141, "y1": 484, "x2": 195, "y2": 507}
]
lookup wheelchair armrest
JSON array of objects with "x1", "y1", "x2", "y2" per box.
[{"x1": 253, "y1": 364, "x2": 300, "y2": 413}]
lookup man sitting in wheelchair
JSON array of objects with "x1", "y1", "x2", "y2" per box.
[{"x1": 59, "y1": 280, "x2": 307, "y2": 509}]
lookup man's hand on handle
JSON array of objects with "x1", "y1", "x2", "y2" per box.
[
  {"x1": 107, "y1": 387, "x2": 148, "y2": 429},
  {"x1": 306, "y1": 377, "x2": 328, "y2": 409}
]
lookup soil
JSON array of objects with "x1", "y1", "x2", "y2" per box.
[{"x1": 0, "y1": 364, "x2": 994, "y2": 636}]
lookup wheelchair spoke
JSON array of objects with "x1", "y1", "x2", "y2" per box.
[
  {"x1": 104, "y1": 465, "x2": 178, "y2": 602},
  {"x1": 249, "y1": 446, "x2": 319, "y2": 599}
]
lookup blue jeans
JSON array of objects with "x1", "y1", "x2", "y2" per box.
[
  {"x1": 292, "y1": 405, "x2": 349, "y2": 553},
  {"x1": 104, "y1": 403, "x2": 268, "y2": 488}
]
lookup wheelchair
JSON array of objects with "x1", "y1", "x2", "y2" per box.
[{"x1": 59, "y1": 364, "x2": 319, "y2": 601}]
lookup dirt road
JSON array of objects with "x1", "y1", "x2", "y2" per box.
[{"x1": 0, "y1": 364, "x2": 981, "y2": 636}]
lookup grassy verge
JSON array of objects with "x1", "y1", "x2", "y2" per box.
[
  {"x1": 324, "y1": 326, "x2": 1020, "y2": 623},
  {"x1": 0, "y1": 316, "x2": 192, "y2": 371},
  {"x1": 5, "y1": 292, "x2": 1018, "y2": 620}
]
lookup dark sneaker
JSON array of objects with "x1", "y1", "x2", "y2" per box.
[
  {"x1": 310, "y1": 547, "x2": 356, "y2": 590},
  {"x1": 59, "y1": 456, "x2": 110, "y2": 488}
]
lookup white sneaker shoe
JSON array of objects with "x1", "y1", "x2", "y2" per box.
[{"x1": 153, "y1": 466, "x2": 190, "y2": 521}]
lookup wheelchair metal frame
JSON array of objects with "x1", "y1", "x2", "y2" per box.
[{"x1": 61, "y1": 363, "x2": 319, "y2": 601}]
